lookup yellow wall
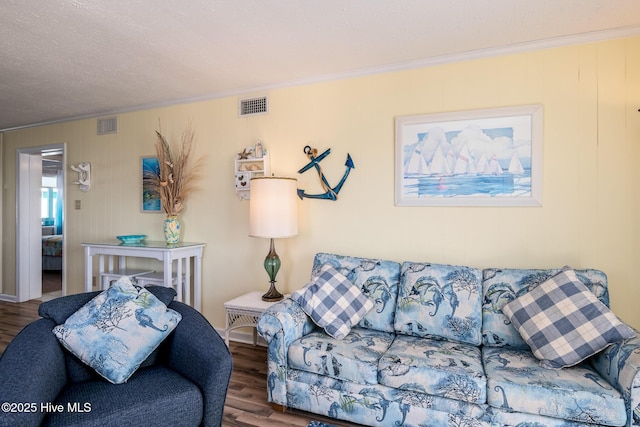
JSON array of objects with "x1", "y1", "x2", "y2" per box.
[{"x1": 3, "y1": 36, "x2": 640, "y2": 330}]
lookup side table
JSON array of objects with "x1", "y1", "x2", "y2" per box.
[{"x1": 224, "y1": 291, "x2": 283, "y2": 346}]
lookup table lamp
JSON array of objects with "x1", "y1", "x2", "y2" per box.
[{"x1": 249, "y1": 177, "x2": 298, "y2": 301}]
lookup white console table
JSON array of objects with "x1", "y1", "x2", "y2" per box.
[{"x1": 81, "y1": 241, "x2": 206, "y2": 311}]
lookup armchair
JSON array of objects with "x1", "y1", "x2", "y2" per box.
[{"x1": 0, "y1": 286, "x2": 232, "y2": 427}]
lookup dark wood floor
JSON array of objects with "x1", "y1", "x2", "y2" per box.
[{"x1": 0, "y1": 298, "x2": 358, "y2": 427}]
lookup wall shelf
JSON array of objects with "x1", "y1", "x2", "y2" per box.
[{"x1": 235, "y1": 151, "x2": 270, "y2": 200}]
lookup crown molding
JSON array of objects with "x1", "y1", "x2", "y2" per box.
[{"x1": 3, "y1": 26, "x2": 639, "y2": 133}]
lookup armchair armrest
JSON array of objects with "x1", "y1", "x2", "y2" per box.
[
  {"x1": 257, "y1": 298, "x2": 316, "y2": 406},
  {"x1": 165, "y1": 301, "x2": 233, "y2": 427},
  {"x1": 0, "y1": 318, "x2": 68, "y2": 427},
  {"x1": 591, "y1": 331, "x2": 640, "y2": 427}
]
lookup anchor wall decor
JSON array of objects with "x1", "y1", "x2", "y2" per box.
[{"x1": 297, "y1": 145, "x2": 354, "y2": 200}]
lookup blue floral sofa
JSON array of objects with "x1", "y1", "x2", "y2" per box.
[{"x1": 257, "y1": 253, "x2": 640, "y2": 427}]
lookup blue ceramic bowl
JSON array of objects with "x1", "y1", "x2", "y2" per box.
[{"x1": 116, "y1": 234, "x2": 146, "y2": 244}]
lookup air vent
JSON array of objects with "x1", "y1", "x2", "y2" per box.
[
  {"x1": 239, "y1": 96, "x2": 268, "y2": 117},
  {"x1": 97, "y1": 117, "x2": 118, "y2": 135}
]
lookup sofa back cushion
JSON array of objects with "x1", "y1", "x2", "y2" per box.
[
  {"x1": 311, "y1": 253, "x2": 400, "y2": 333},
  {"x1": 481, "y1": 267, "x2": 609, "y2": 348},
  {"x1": 394, "y1": 262, "x2": 483, "y2": 345}
]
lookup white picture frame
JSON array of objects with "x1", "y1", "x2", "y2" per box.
[{"x1": 395, "y1": 104, "x2": 543, "y2": 207}]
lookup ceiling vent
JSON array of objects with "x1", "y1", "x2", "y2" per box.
[
  {"x1": 238, "y1": 96, "x2": 268, "y2": 117},
  {"x1": 97, "y1": 116, "x2": 118, "y2": 135}
]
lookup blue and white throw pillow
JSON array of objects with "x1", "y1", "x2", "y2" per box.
[
  {"x1": 53, "y1": 277, "x2": 181, "y2": 384},
  {"x1": 290, "y1": 264, "x2": 374, "y2": 340},
  {"x1": 503, "y1": 266, "x2": 635, "y2": 369}
]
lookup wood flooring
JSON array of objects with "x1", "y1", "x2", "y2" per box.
[
  {"x1": 42, "y1": 270, "x2": 62, "y2": 294},
  {"x1": 0, "y1": 299, "x2": 41, "y2": 351},
  {"x1": 0, "y1": 298, "x2": 359, "y2": 427}
]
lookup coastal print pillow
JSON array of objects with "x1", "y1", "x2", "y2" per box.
[
  {"x1": 503, "y1": 266, "x2": 635, "y2": 369},
  {"x1": 53, "y1": 277, "x2": 182, "y2": 384},
  {"x1": 291, "y1": 264, "x2": 374, "y2": 340},
  {"x1": 394, "y1": 262, "x2": 483, "y2": 345}
]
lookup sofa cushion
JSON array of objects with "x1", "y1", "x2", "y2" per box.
[
  {"x1": 378, "y1": 335, "x2": 486, "y2": 405},
  {"x1": 46, "y1": 365, "x2": 202, "y2": 427},
  {"x1": 311, "y1": 253, "x2": 400, "y2": 333},
  {"x1": 483, "y1": 347, "x2": 627, "y2": 426},
  {"x1": 52, "y1": 278, "x2": 182, "y2": 384},
  {"x1": 481, "y1": 267, "x2": 610, "y2": 348},
  {"x1": 286, "y1": 368, "x2": 489, "y2": 426},
  {"x1": 291, "y1": 264, "x2": 375, "y2": 340},
  {"x1": 394, "y1": 262, "x2": 483, "y2": 345},
  {"x1": 288, "y1": 327, "x2": 394, "y2": 385},
  {"x1": 502, "y1": 267, "x2": 635, "y2": 369}
]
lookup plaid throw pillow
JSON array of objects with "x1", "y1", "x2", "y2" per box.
[
  {"x1": 291, "y1": 264, "x2": 374, "y2": 340},
  {"x1": 503, "y1": 267, "x2": 635, "y2": 369}
]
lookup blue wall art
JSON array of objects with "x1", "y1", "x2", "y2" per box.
[
  {"x1": 297, "y1": 145, "x2": 354, "y2": 201},
  {"x1": 395, "y1": 105, "x2": 543, "y2": 206},
  {"x1": 141, "y1": 156, "x2": 162, "y2": 212}
]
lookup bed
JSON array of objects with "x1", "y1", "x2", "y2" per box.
[{"x1": 42, "y1": 235, "x2": 63, "y2": 271}]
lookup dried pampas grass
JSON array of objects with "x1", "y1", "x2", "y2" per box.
[{"x1": 146, "y1": 123, "x2": 204, "y2": 216}]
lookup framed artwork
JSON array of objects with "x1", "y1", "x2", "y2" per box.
[
  {"x1": 395, "y1": 105, "x2": 543, "y2": 207},
  {"x1": 141, "y1": 156, "x2": 162, "y2": 212}
]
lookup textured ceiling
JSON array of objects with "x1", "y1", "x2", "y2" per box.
[{"x1": 1, "y1": 0, "x2": 640, "y2": 131}]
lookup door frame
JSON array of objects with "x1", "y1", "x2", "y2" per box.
[{"x1": 16, "y1": 143, "x2": 66, "y2": 302}]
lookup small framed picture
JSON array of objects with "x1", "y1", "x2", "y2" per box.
[{"x1": 141, "y1": 156, "x2": 162, "y2": 212}]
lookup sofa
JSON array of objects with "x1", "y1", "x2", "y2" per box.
[
  {"x1": 257, "y1": 253, "x2": 640, "y2": 427},
  {"x1": 0, "y1": 285, "x2": 232, "y2": 427}
]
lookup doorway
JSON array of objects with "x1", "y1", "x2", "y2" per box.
[{"x1": 16, "y1": 144, "x2": 66, "y2": 302}]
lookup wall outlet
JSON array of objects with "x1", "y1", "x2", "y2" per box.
[{"x1": 75, "y1": 200, "x2": 81, "y2": 210}]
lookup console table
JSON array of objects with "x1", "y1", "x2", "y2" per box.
[{"x1": 81, "y1": 241, "x2": 206, "y2": 311}]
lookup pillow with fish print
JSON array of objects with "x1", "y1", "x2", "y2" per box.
[{"x1": 52, "y1": 277, "x2": 181, "y2": 384}]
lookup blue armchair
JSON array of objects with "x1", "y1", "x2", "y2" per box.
[{"x1": 0, "y1": 286, "x2": 232, "y2": 427}]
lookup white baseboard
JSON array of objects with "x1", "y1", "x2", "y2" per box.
[
  {"x1": 0, "y1": 294, "x2": 17, "y2": 302},
  {"x1": 214, "y1": 327, "x2": 268, "y2": 347}
]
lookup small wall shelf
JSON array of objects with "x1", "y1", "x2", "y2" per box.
[{"x1": 235, "y1": 151, "x2": 270, "y2": 200}]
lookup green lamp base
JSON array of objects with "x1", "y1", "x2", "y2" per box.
[
  {"x1": 262, "y1": 238, "x2": 284, "y2": 302},
  {"x1": 262, "y1": 282, "x2": 284, "y2": 302}
]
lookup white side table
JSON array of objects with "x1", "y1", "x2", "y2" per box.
[{"x1": 224, "y1": 291, "x2": 283, "y2": 346}]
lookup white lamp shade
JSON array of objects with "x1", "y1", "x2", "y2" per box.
[{"x1": 249, "y1": 177, "x2": 298, "y2": 238}]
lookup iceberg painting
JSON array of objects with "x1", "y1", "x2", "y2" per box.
[{"x1": 395, "y1": 105, "x2": 543, "y2": 207}]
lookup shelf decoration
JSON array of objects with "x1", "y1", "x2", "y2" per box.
[
  {"x1": 296, "y1": 145, "x2": 354, "y2": 200},
  {"x1": 235, "y1": 142, "x2": 270, "y2": 200},
  {"x1": 71, "y1": 162, "x2": 91, "y2": 192}
]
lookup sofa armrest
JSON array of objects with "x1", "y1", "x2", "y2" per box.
[
  {"x1": 257, "y1": 298, "x2": 316, "y2": 406},
  {"x1": 591, "y1": 331, "x2": 640, "y2": 427},
  {"x1": 0, "y1": 318, "x2": 68, "y2": 427},
  {"x1": 165, "y1": 301, "x2": 233, "y2": 427}
]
